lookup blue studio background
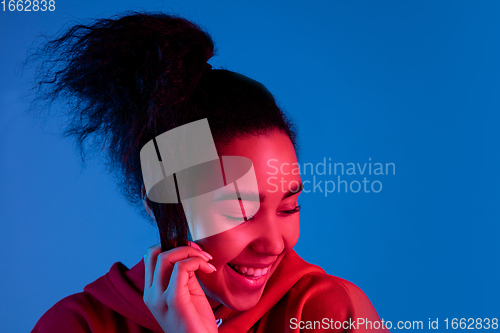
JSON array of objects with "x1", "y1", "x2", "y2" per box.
[{"x1": 1, "y1": 1, "x2": 499, "y2": 332}]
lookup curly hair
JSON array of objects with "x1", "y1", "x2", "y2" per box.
[{"x1": 29, "y1": 11, "x2": 298, "y2": 250}]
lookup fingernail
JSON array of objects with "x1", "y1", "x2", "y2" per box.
[
  {"x1": 207, "y1": 263, "x2": 217, "y2": 271},
  {"x1": 188, "y1": 241, "x2": 203, "y2": 251},
  {"x1": 201, "y1": 251, "x2": 213, "y2": 260}
]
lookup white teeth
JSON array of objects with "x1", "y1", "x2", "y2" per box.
[{"x1": 229, "y1": 264, "x2": 271, "y2": 277}]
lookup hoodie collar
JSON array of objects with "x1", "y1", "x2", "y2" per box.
[{"x1": 84, "y1": 259, "x2": 163, "y2": 332}]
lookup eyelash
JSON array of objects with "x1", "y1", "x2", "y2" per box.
[
  {"x1": 222, "y1": 205, "x2": 301, "y2": 222},
  {"x1": 278, "y1": 204, "x2": 301, "y2": 217}
]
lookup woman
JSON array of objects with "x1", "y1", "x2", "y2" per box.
[{"x1": 31, "y1": 12, "x2": 389, "y2": 332}]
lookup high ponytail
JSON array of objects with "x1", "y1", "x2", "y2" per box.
[{"x1": 30, "y1": 12, "x2": 297, "y2": 250}]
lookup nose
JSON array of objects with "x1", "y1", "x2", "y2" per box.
[{"x1": 250, "y1": 212, "x2": 285, "y2": 256}]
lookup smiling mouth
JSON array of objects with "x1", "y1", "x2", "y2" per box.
[{"x1": 227, "y1": 263, "x2": 272, "y2": 280}]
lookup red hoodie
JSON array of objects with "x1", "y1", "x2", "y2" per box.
[{"x1": 32, "y1": 250, "x2": 389, "y2": 332}]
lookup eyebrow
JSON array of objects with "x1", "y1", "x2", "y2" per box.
[
  {"x1": 282, "y1": 182, "x2": 303, "y2": 200},
  {"x1": 214, "y1": 190, "x2": 262, "y2": 202},
  {"x1": 214, "y1": 182, "x2": 303, "y2": 202}
]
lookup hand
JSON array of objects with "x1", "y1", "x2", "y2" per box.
[{"x1": 143, "y1": 242, "x2": 218, "y2": 333}]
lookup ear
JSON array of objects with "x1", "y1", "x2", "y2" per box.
[{"x1": 142, "y1": 184, "x2": 155, "y2": 221}]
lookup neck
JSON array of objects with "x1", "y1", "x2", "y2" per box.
[{"x1": 208, "y1": 296, "x2": 222, "y2": 311}]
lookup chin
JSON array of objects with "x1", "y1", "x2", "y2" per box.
[
  {"x1": 224, "y1": 293, "x2": 262, "y2": 312},
  {"x1": 204, "y1": 285, "x2": 265, "y2": 312}
]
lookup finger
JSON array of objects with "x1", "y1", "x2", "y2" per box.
[
  {"x1": 144, "y1": 243, "x2": 162, "y2": 290},
  {"x1": 167, "y1": 257, "x2": 217, "y2": 298},
  {"x1": 152, "y1": 246, "x2": 213, "y2": 293},
  {"x1": 188, "y1": 241, "x2": 203, "y2": 251},
  {"x1": 188, "y1": 241, "x2": 212, "y2": 260}
]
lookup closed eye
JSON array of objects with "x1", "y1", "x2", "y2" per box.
[
  {"x1": 277, "y1": 205, "x2": 301, "y2": 217},
  {"x1": 221, "y1": 205, "x2": 301, "y2": 222},
  {"x1": 221, "y1": 214, "x2": 255, "y2": 222}
]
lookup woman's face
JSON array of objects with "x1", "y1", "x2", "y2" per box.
[{"x1": 193, "y1": 131, "x2": 302, "y2": 311}]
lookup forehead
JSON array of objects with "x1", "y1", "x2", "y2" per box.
[
  {"x1": 221, "y1": 131, "x2": 296, "y2": 164},
  {"x1": 219, "y1": 132, "x2": 300, "y2": 192}
]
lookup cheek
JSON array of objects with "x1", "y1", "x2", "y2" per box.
[
  {"x1": 282, "y1": 215, "x2": 300, "y2": 251},
  {"x1": 196, "y1": 226, "x2": 251, "y2": 267},
  {"x1": 195, "y1": 228, "x2": 251, "y2": 299}
]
